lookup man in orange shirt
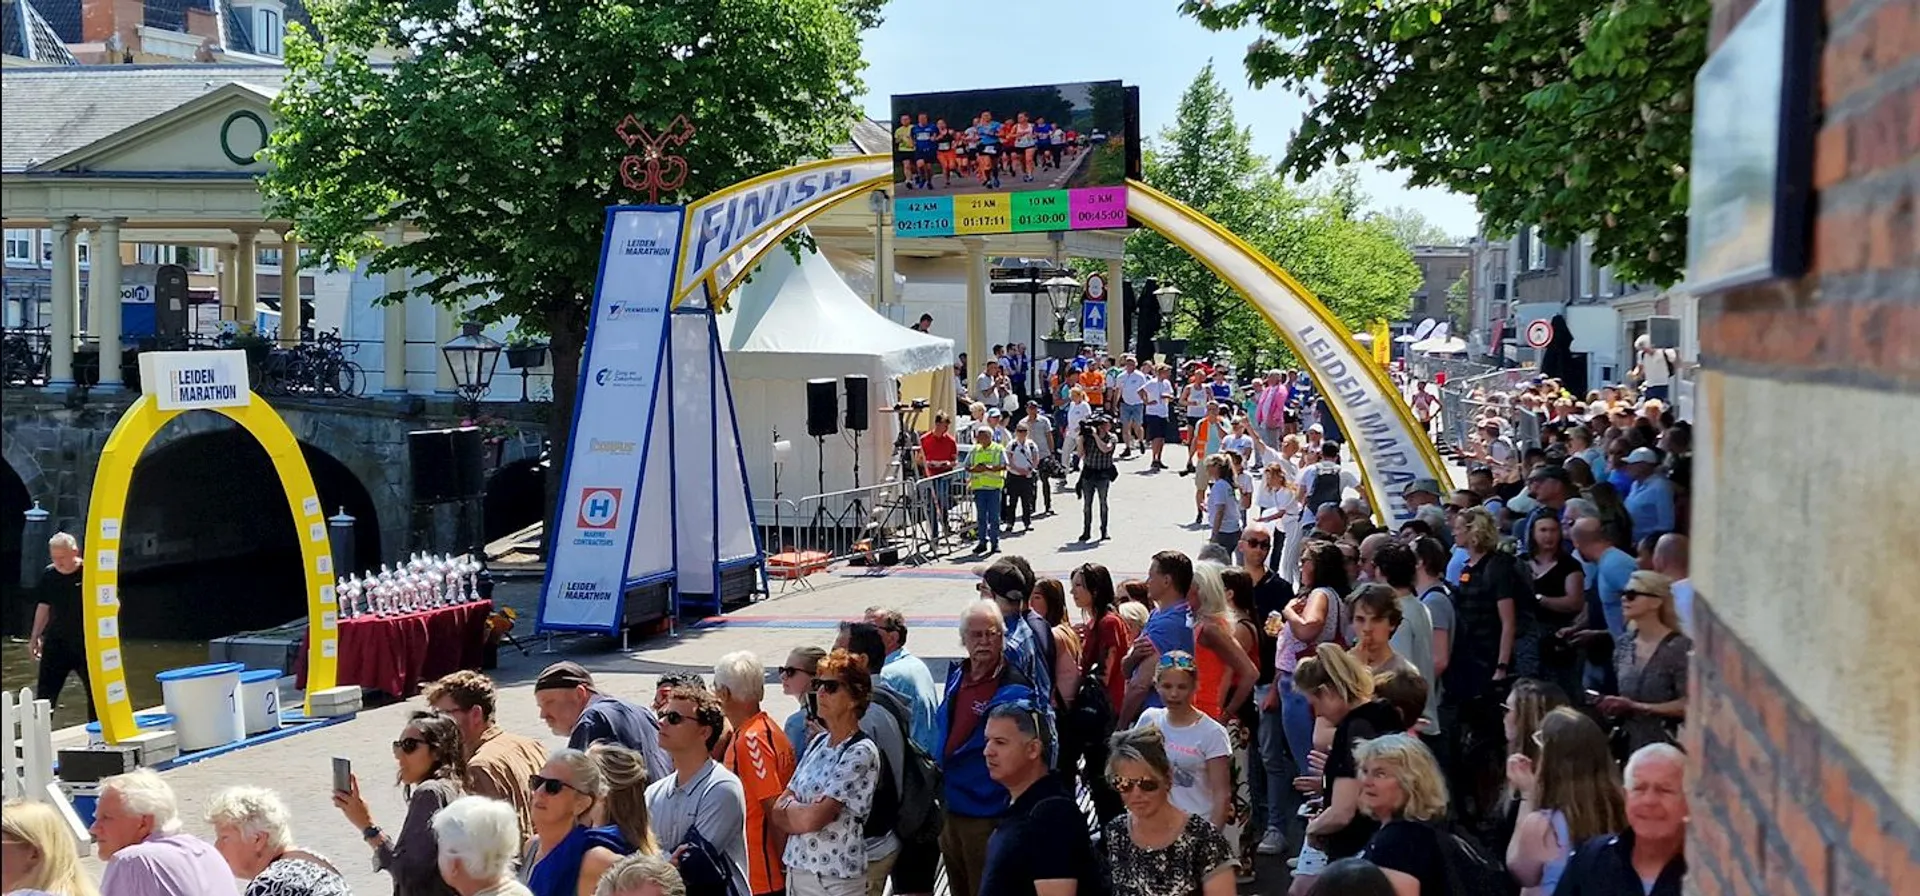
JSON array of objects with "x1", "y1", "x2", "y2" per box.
[
  {"x1": 715, "y1": 650, "x2": 796, "y2": 896},
  {"x1": 1079, "y1": 361, "x2": 1106, "y2": 409}
]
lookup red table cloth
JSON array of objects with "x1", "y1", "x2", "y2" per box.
[{"x1": 297, "y1": 601, "x2": 492, "y2": 697}]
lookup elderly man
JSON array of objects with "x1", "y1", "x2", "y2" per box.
[
  {"x1": 534, "y1": 661, "x2": 671, "y2": 781},
  {"x1": 426, "y1": 670, "x2": 548, "y2": 842},
  {"x1": 863, "y1": 606, "x2": 941, "y2": 756},
  {"x1": 29, "y1": 531, "x2": 93, "y2": 721},
  {"x1": 1621, "y1": 446, "x2": 1677, "y2": 539},
  {"x1": 647, "y1": 685, "x2": 750, "y2": 896},
  {"x1": 978, "y1": 703, "x2": 1098, "y2": 894},
  {"x1": 595, "y1": 852, "x2": 689, "y2": 896},
  {"x1": 1554, "y1": 744, "x2": 1688, "y2": 895},
  {"x1": 1652, "y1": 535, "x2": 1693, "y2": 635},
  {"x1": 1400, "y1": 477, "x2": 1442, "y2": 514},
  {"x1": 967, "y1": 423, "x2": 1008, "y2": 555},
  {"x1": 976, "y1": 556, "x2": 1056, "y2": 709},
  {"x1": 92, "y1": 769, "x2": 235, "y2": 895},
  {"x1": 938, "y1": 601, "x2": 1046, "y2": 896},
  {"x1": 712, "y1": 651, "x2": 795, "y2": 896}
]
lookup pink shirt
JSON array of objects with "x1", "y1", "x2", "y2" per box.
[
  {"x1": 1257, "y1": 384, "x2": 1290, "y2": 428},
  {"x1": 101, "y1": 833, "x2": 238, "y2": 896}
]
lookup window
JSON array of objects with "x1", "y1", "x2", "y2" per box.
[
  {"x1": 1526, "y1": 226, "x2": 1547, "y2": 271},
  {"x1": 138, "y1": 244, "x2": 160, "y2": 265},
  {"x1": 258, "y1": 247, "x2": 283, "y2": 269},
  {"x1": 3, "y1": 230, "x2": 32, "y2": 265},
  {"x1": 76, "y1": 233, "x2": 90, "y2": 267},
  {"x1": 258, "y1": 9, "x2": 282, "y2": 55}
]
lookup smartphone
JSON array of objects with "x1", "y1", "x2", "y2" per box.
[
  {"x1": 804, "y1": 693, "x2": 820, "y2": 723},
  {"x1": 1583, "y1": 689, "x2": 1603, "y2": 703},
  {"x1": 332, "y1": 756, "x2": 352, "y2": 794}
]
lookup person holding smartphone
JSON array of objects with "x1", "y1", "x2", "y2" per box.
[{"x1": 332, "y1": 711, "x2": 465, "y2": 896}]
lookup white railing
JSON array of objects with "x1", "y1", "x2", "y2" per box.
[{"x1": 2, "y1": 687, "x2": 55, "y2": 800}]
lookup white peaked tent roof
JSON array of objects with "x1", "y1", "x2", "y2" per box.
[{"x1": 717, "y1": 238, "x2": 954, "y2": 379}]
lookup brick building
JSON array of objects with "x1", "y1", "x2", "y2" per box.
[{"x1": 1685, "y1": 0, "x2": 1920, "y2": 893}]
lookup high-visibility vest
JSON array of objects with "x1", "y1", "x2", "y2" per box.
[{"x1": 969, "y1": 441, "x2": 1007, "y2": 490}]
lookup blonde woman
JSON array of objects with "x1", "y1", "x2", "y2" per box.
[
  {"x1": 1102, "y1": 725, "x2": 1236, "y2": 896},
  {"x1": 521, "y1": 748, "x2": 635, "y2": 896},
  {"x1": 1354, "y1": 734, "x2": 1453, "y2": 894},
  {"x1": 1204, "y1": 454, "x2": 1244, "y2": 558},
  {"x1": 2, "y1": 798, "x2": 100, "y2": 896},
  {"x1": 1288, "y1": 644, "x2": 1401, "y2": 895},
  {"x1": 1596, "y1": 571, "x2": 1691, "y2": 755}
]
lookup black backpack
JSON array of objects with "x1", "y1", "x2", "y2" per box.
[
  {"x1": 1438, "y1": 822, "x2": 1518, "y2": 896},
  {"x1": 1305, "y1": 460, "x2": 1344, "y2": 512},
  {"x1": 859, "y1": 687, "x2": 945, "y2": 844}
]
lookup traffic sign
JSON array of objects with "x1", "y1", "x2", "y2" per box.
[
  {"x1": 1525, "y1": 319, "x2": 1553, "y2": 348},
  {"x1": 1085, "y1": 273, "x2": 1107, "y2": 302},
  {"x1": 1081, "y1": 299, "x2": 1107, "y2": 344}
]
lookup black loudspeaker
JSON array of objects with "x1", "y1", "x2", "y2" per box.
[
  {"x1": 806, "y1": 379, "x2": 839, "y2": 437},
  {"x1": 409, "y1": 427, "x2": 486, "y2": 503},
  {"x1": 844, "y1": 375, "x2": 870, "y2": 432}
]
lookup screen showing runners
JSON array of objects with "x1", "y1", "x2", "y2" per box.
[{"x1": 889, "y1": 80, "x2": 1138, "y2": 238}]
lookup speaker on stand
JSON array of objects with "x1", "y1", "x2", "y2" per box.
[
  {"x1": 804, "y1": 379, "x2": 839, "y2": 534},
  {"x1": 844, "y1": 375, "x2": 869, "y2": 489}
]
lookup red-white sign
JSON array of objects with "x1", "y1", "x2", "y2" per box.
[
  {"x1": 1085, "y1": 273, "x2": 1107, "y2": 302},
  {"x1": 1525, "y1": 319, "x2": 1553, "y2": 348}
]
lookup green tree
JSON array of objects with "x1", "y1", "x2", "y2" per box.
[
  {"x1": 1126, "y1": 64, "x2": 1419, "y2": 374},
  {"x1": 1182, "y1": 0, "x2": 1707, "y2": 286},
  {"x1": 263, "y1": 0, "x2": 877, "y2": 528},
  {"x1": 1371, "y1": 205, "x2": 1457, "y2": 248},
  {"x1": 1445, "y1": 271, "x2": 1472, "y2": 331}
]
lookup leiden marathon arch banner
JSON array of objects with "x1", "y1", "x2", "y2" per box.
[{"x1": 542, "y1": 154, "x2": 1451, "y2": 633}]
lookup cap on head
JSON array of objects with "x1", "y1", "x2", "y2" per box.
[
  {"x1": 1624, "y1": 447, "x2": 1661, "y2": 465},
  {"x1": 1401, "y1": 477, "x2": 1442, "y2": 498},
  {"x1": 536, "y1": 661, "x2": 594, "y2": 692},
  {"x1": 976, "y1": 556, "x2": 1034, "y2": 603}
]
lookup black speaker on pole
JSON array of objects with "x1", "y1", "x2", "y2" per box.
[
  {"x1": 806, "y1": 379, "x2": 840, "y2": 437},
  {"x1": 843, "y1": 375, "x2": 870, "y2": 432},
  {"x1": 409, "y1": 427, "x2": 487, "y2": 502}
]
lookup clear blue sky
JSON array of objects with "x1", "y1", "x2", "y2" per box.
[{"x1": 854, "y1": 0, "x2": 1479, "y2": 240}]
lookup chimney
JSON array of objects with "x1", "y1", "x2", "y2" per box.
[{"x1": 81, "y1": 0, "x2": 119, "y2": 44}]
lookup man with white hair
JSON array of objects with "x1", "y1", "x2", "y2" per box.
[
  {"x1": 1631, "y1": 333, "x2": 1679, "y2": 403},
  {"x1": 1554, "y1": 743, "x2": 1688, "y2": 895},
  {"x1": 595, "y1": 852, "x2": 687, "y2": 896},
  {"x1": 432, "y1": 795, "x2": 529, "y2": 896},
  {"x1": 92, "y1": 768, "x2": 236, "y2": 895},
  {"x1": 712, "y1": 651, "x2": 794, "y2": 896},
  {"x1": 29, "y1": 531, "x2": 94, "y2": 721}
]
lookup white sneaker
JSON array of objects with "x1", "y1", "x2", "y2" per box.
[{"x1": 1256, "y1": 830, "x2": 1287, "y2": 855}]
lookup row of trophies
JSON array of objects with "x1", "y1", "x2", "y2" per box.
[{"x1": 336, "y1": 552, "x2": 485, "y2": 618}]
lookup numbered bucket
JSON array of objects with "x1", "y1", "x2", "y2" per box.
[
  {"x1": 155, "y1": 662, "x2": 245, "y2": 751},
  {"x1": 238, "y1": 669, "x2": 284, "y2": 735}
]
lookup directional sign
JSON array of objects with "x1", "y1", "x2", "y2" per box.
[
  {"x1": 1082, "y1": 299, "x2": 1107, "y2": 345},
  {"x1": 1525, "y1": 318, "x2": 1553, "y2": 348}
]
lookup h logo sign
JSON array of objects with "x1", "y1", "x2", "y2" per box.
[{"x1": 577, "y1": 488, "x2": 623, "y2": 530}]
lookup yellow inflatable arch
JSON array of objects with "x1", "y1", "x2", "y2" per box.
[
  {"x1": 84, "y1": 389, "x2": 339, "y2": 744},
  {"x1": 672, "y1": 155, "x2": 1452, "y2": 522}
]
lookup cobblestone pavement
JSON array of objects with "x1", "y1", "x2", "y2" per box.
[{"x1": 95, "y1": 439, "x2": 1448, "y2": 893}]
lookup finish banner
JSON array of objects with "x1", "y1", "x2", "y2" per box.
[{"x1": 539, "y1": 207, "x2": 684, "y2": 633}]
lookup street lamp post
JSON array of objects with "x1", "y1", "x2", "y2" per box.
[
  {"x1": 440, "y1": 320, "x2": 504, "y2": 419},
  {"x1": 1042, "y1": 274, "x2": 1081, "y2": 337},
  {"x1": 1152, "y1": 283, "x2": 1184, "y2": 361}
]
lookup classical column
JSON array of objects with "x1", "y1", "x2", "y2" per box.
[
  {"x1": 279, "y1": 234, "x2": 303, "y2": 345},
  {"x1": 47, "y1": 219, "x2": 77, "y2": 387},
  {"x1": 92, "y1": 218, "x2": 125, "y2": 388},
  {"x1": 1106, "y1": 257, "x2": 1126, "y2": 356},
  {"x1": 872, "y1": 190, "x2": 895, "y2": 309},
  {"x1": 382, "y1": 225, "x2": 407, "y2": 394},
  {"x1": 433, "y1": 303, "x2": 456, "y2": 393},
  {"x1": 964, "y1": 238, "x2": 988, "y2": 396},
  {"x1": 234, "y1": 228, "x2": 259, "y2": 333},
  {"x1": 218, "y1": 246, "x2": 238, "y2": 322}
]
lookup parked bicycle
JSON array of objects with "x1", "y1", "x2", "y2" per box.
[
  {"x1": 1, "y1": 328, "x2": 51, "y2": 386},
  {"x1": 256, "y1": 329, "x2": 367, "y2": 397}
]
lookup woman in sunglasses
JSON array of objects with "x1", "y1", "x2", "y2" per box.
[
  {"x1": 520, "y1": 747, "x2": 635, "y2": 896},
  {"x1": 779, "y1": 647, "x2": 828, "y2": 765},
  {"x1": 772, "y1": 648, "x2": 882, "y2": 896},
  {"x1": 332, "y1": 710, "x2": 465, "y2": 895},
  {"x1": 1595, "y1": 572, "x2": 1690, "y2": 756},
  {"x1": 1101, "y1": 724, "x2": 1236, "y2": 896}
]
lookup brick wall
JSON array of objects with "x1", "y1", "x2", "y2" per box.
[
  {"x1": 1685, "y1": 602, "x2": 1920, "y2": 896},
  {"x1": 1688, "y1": 0, "x2": 1920, "y2": 892}
]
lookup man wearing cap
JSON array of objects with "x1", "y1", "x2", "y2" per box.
[
  {"x1": 976, "y1": 556, "x2": 1057, "y2": 711},
  {"x1": 1401, "y1": 477, "x2": 1442, "y2": 514},
  {"x1": 1518, "y1": 464, "x2": 1576, "y2": 552},
  {"x1": 1621, "y1": 447, "x2": 1676, "y2": 539},
  {"x1": 534, "y1": 661, "x2": 672, "y2": 781},
  {"x1": 967, "y1": 424, "x2": 1007, "y2": 555}
]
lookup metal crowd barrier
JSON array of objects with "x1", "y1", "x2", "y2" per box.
[{"x1": 761, "y1": 470, "x2": 974, "y2": 588}]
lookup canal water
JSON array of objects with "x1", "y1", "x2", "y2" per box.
[{"x1": 0, "y1": 637, "x2": 210, "y2": 730}]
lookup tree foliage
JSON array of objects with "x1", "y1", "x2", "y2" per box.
[
  {"x1": 262, "y1": 0, "x2": 877, "y2": 488},
  {"x1": 1182, "y1": 0, "x2": 1707, "y2": 286},
  {"x1": 1371, "y1": 205, "x2": 1458, "y2": 248},
  {"x1": 1125, "y1": 64, "x2": 1420, "y2": 373}
]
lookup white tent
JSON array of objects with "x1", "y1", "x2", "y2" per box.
[{"x1": 717, "y1": 242, "x2": 955, "y2": 518}]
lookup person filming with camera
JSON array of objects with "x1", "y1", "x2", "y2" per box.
[{"x1": 1078, "y1": 414, "x2": 1118, "y2": 542}]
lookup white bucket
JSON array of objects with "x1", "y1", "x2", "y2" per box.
[
  {"x1": 238, "y1": 669, "x2": 284, "y2": 735},
  {"x1": 155, "y1": 662, "x2": 245, "y2": 751}
]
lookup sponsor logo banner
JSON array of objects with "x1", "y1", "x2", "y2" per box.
[{"x1": 541, "y1": 208, "x2": 682, "y2": 632}]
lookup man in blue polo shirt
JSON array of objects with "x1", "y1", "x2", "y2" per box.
[
  {"x1": 1119, "y1": 550, "x2": 1195, "y2": 726},
  {"x1": 1570, "y1": 516, "x2": 1638, "y2": 692}
]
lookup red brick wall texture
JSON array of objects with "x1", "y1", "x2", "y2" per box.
[{"x1": 1690, "y1": 0, "x2": 1920, "y2": 893}]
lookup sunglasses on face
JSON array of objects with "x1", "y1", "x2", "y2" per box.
[
  {"x1": 1621, "y1": 590, "x2": 1652, "y2": 602},
  {"x1": 1108, "y1": 775, "x2": 1163, "y2": 794},
  {"x1": 528, "y1": 774, "x2": 585, "y2": 796},
  {"x1": 1241, "y1": 537, "x2": 1270, "y2": 548},
  {"x1": 777, "y1": 666, "x2": 812, "y2": 678},
  {"x1": 392, "y1": 737, "x2": 425, "y2": 754},
  {"x1": 660, "y1": 710, "x2": 694, "y2": 726},
  {"x1": 811, "y1": 678, "x2": 845, "y2": 695}
]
